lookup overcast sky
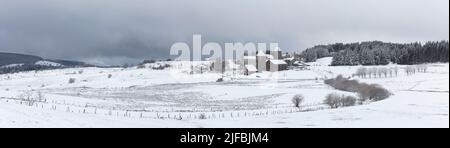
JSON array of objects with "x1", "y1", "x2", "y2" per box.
[{"x1": 0, "y1": 0, "x2": 448, "y2": 65}]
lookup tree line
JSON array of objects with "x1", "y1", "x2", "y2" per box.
[
  {"x1": 0, "y1": 64, "x2": 59, "y2": 74},
  {"x1": 302, "y1": 41, "x2": 449, "y2": 65}
]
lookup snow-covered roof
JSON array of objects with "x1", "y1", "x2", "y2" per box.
[
  {"x1": 245, "y1": 65, "x2": 257, "y2": 72},
  {"x1": 269, "y1": 60, "x2": 287, "y2": 65},
  {"x1": 266, "y1": 54, "x2": 274, "y2": 59}
]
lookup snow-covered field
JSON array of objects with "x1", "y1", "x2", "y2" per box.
[{"x1": 0, "y1": 58, "x2": 448, "y2": 128}]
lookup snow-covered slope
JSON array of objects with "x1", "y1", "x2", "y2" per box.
[
  {"x1": 0, "y1": 59, "x2": 448, "y2": 128},
  {"x1": 0, "y1": 52, "x2": 43, "y2": 66},
  {"x1": 306, "y1": 57, "x2": 333, "y2": 66}
]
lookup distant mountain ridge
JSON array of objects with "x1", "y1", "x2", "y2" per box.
[
  {"x1": 0, "y1": 52, "x2": 44, "y2": 66},
  {"x1": 0, "y1": 52, "x2": 91, "y2": 74},
  {"x1": 0, "y1": 52, "x2": 89, "y2": 67}
]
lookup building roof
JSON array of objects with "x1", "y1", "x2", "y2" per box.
[
  {"x1": 245, "y1": 65, "x2": 258, "y2": 72},
  {"x1": 269, "y1": 59, "x2": 287, "y2": 65}
]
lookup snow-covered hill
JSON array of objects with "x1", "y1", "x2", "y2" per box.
[
  {"x1": 0, "y1": 52, "x2": 89, "y2": 74},
  {"x1": 0, "y1": 58, "x2": 448, "y2": 128},
  {"x1": 0, "y1": 52, "x2": 90, "y2": 68},
  {"x1": 0, "y1": 52, "x2": 43, "y2": 66}
]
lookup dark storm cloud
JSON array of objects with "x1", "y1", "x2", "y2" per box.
[{"x1": 0, "y1": 0, "x2": 448, "y2": 65}]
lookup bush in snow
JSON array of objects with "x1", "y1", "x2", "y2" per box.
[
  {"x1": 358, "y1": 84, "x2": 391, "y2": 101},
  {"x1": 356, "y1": 67, "x2": 398, "y2": 78},
  {"x1": 355, "y1": 67, "x2": 368, "y2": 78},
  {"x1": 379, "y1": 67, "x2": 388, "y2": 78},
  {"x1": 141, "y1": 60, "x2": 156, "y2": 64},
  {"x1": 17, "y1": 91, "x2": 46, "y2": 106},
  {"x1": 68, "y1": 78, "x2": 76, "y2": 84},
  {"x1": 151, "y1": 63, "x2": 171, "y2": 70},
  {"x1": 325, "y1": 75, "x2": 391, "y2": 102},
  {"x1": 406, "y1": 65, "x2": 428, "y2": 75},
  {"x1": 292, "y1": 94, "x2": 304, "y2": 108},
  {"x1": 393, "y1": 67, "x2": 399, "y2": 76},
  {"x1": 324, "y1": 93, "x2": 341, "y2": 108},
  {"x1": 108, "y1": 74, "x2": 112, "y2": 78},
  {"x1": 405, "y1": 66, "x2": 415, "y2": 75},
  {"x1": 18, "y1": 91, "x2": 34, "y2": 106},
  {"x1": 36, "y1": 91, "x2": 45, "y2": 102},
  {"x1": 324, "y1": 75, "x2": 359, "y2": 92},
  {"x1": 418, "y1": 64, "x2": 428, "y2": 73},
  {"x1": 341, "y1": 95, "x2": 357, "y2": 107},
  {"x1": 324, "y1": 93, "x2": 357, "y2": 108},
  {"x1": 198, "y1": 113, "x2": 207, "y2": 119},
  {"x1": 137, "y1": 64, "x2": 146, "y2": 69}
]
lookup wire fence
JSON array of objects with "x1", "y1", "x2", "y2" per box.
[{"x1": 0, "y1": 97, "x2": 329, "y2": 120}]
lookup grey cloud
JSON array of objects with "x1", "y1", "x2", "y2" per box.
[{"x1": 0, "y1": 0, "x2": 448, "y2": 65}]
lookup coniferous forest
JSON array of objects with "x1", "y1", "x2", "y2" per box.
[{"x1": 302, "y1": 41, "x2": 449, "y2": 66}]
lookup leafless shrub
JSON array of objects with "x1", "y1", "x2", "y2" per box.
[
  {"x1": 324, "y1": 75, "x2": 359, "y2": 92},
  {"x1": 36, "y1": 91, "x2": 46, "y2": 102},
  {"x1": 393, "y1": 67, "x2": 399, "y2": 76},
  {"x1": 357, "y1": 67, "x2": 397, "y2": 79},
  {"x1": 388, "y1": 67, "x2": 394, "y2": 77},
  {"x1": 198, "y1": 113, "x2": 207, "y2": 119},
  {"x1": 108, "y1": 74, "x2": 112, "y2": 78},
  {"x1": 68, "y1": 78, "x2": 76, "y2": 84},
  {"x1": 342, "y1": 95, "x2": 357, "y2": 106},
  {"x1": 152, "y1": 63, "x2": 171, "y2": 70},
  {"x1": 405, "y1": 65, "x2": 428, "y2": 76},
  {"x1": 324, "y1": 93, "x2": 341, "y2": 108},
  {"x1": 405, "y1": 66, "x2": 415, "y2": 75},
  {"x1": 325, "y1": 76, "x2": 391, "y2": 102},
  {"x1": 137, "y1": 64, "x2": 146, "y2": 69},
  {"x1": 380, "y1": 67, "x2": 388, "y2": 78},
  {"x1": 324, "y1": 93, "x2": 357, "y2": 108},
  {"x1": 292, "y1": 94, "x2": 304, "y2": 108},
  {"x1": 418, "y1": 64, "x2": 428, "y2": 73},
  {"x1": 358, "y1": 84, "x2": 391, "y2": 101},
  {"x1": 370, "y1": 68, "x2": 378, "y2": 78},
  {"x1": 355, "y1": 67, "x2": 368, "y2": 78},
  {"x1": 18, "y1": 91, "x2": 35, "y2": 106}
]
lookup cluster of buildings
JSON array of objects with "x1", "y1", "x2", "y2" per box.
[
  {"x1": 242, "y1": 47, "x2": 288, "y2": 75},
  {"x1": 210, "y1": 47, "x2": 309, "y2": 75}
]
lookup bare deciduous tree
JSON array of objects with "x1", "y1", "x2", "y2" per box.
[{"x1": 292, "y1": 94, "x2": 304, "y2": 108}]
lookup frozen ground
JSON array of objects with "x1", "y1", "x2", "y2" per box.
[{"x1": 0, "y1": 58, "x2": 448, "y2": 128}]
